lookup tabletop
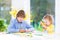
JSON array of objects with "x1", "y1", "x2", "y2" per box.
[{"x1": 0, "y1": 31, "x2": 60, "y2": 40}]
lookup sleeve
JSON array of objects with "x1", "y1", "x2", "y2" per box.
[
  {"x1": 7, "y1": 19, "x2": 19, "y2": 33},
  {"x1": 46, "y1": 25, "x2": 54, "y2": 34},
  {"x1": 26, "y1": 23, "x2": 34, "y2": 32}
]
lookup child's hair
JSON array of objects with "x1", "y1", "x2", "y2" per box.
[
  {"x1": 43, "y1": 14, "x2": 53, "y2": 24},
  {"x1": 16, "y1": 10, "x2": 25, "y2": 18}
]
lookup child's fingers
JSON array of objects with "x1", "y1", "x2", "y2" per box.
[
  {"x1": 19, "y1": 29, "x2": 26, "y2": 33},
  {"x1": 40, "y1": 21, "x2": 43, "y2": 25}
]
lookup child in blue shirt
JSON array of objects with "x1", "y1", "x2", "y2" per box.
[{"x1": 8, "y1": 10, "x2": 34, "y2": 33}]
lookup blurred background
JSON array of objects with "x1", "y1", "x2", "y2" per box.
[
  {"x1": 0, "y1": 0, "x2": 55, "y2": 32},
  {"x1": 0, "y1": 0, "x2": 11, "y2": 32},
  {"x1": 30, "y1": 0, "x2": 55, "y2": 31}
]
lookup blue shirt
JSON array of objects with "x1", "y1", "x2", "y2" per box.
[{"x1": 8, "y1": 19, "x2": 34, "y2": 33}]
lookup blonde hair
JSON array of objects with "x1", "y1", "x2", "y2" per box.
[{"x1": 43, "y1": 14, "x2": 54, "y2": 24}]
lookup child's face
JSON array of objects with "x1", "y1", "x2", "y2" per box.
[
  {"x1": 17, "y1": 17, "x2": 24, "y2": 22},
  {"x1": 44, "y1": 19, "x2": 50, "y2": 26}
]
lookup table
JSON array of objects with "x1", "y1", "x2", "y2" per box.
[{"x1": 0, "y1": 32, "x2": 60, "y2": 40}]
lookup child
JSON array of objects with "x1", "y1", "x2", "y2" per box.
[
  {"x1": 40, "y1": 14, "x2": 54, "y2": 34},
  {"x1": 8, "y1": 10, "x2": 34, "y2": 33}
]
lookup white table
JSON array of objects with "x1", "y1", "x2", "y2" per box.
[{"x1": 0, "y1": 32, "x2": 60, "y2": 40}]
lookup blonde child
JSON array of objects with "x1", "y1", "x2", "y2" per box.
[{"x1": 40, "y1": 14, "x2": 54, "y2": 34}]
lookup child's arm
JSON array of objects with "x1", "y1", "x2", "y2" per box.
[
  {"x1": 25, "y1": 23, "x2": 34, "y2": 32},
  {"x1": 40, "y1": 21, "x2": 47, "y2": 29},
  {"x1": 7, "y1": 19, "x2": 19, "y2": 33}
]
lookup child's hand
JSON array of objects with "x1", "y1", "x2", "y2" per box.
[
  {"x1": 40, "y1": 21, "x2": 47, "y2": 29},
  {"x1": 19, "y1": 29, "x2": 26, "y2": 33},
  {"x1": 40, "y1": 21, "x2": 45, "y2": 26}
]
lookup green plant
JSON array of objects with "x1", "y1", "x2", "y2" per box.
[{"x1": 0, "y1": 19, "x2": 7, "y2": 32}]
